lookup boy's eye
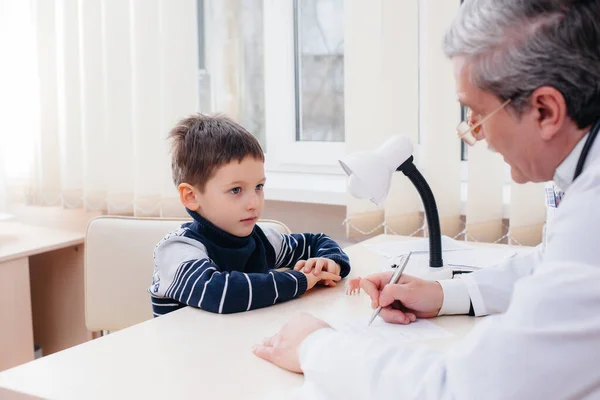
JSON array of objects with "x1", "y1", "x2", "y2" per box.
[
  {"x1": 230, "y1": 187, "x2": 241, "y2": 195},
  {"x1": 256, "y1": 184, "x2": 264, "y2": 191}
]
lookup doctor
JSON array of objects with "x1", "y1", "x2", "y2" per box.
[{"x1": 253, "y1": 0, "x2": 600, "y2": 398}]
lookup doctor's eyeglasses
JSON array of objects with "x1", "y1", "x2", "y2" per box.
[{"x1": 456, "y1": 99, "x2": 511, "y2": 146}]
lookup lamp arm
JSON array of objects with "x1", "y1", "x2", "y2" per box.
[{"x1": 397, "y1": 156, "x2": 443, "y2": 268}]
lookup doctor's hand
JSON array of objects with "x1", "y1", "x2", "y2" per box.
[
  {"x1": 360, "y1": 272, "x2": 443, "y2": 324},
  {"x1": 252, "y1": 312, "x2": 331, "y2": 373}
]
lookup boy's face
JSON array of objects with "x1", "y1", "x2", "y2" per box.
[{"x1": 182, "y1": 156, "x2": 266, "y2": 237}]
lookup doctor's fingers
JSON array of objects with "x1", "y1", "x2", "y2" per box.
[
  {"x1": 378, "y1": 283, "x2": 416, "y2": 309},
  {"x1": 378, "y1": 305, "x2": 416, "y2": 325},
  {"x1": 262, "y1": 333, "x2": 279, "y2": 347},
  {"x1": 360, "y1": 278, "x2": 383, "y2": 308},
  {"x1": 360, "y1": 271, "x2": 395, "y2": 306}
]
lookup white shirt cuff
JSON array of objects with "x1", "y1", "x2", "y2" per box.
[{"x1": 437, "y1": 278, "x2": 472, "y2": 315}]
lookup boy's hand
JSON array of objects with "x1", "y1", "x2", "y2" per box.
[
  {"x1": 301, "y1": 270, "x2": 341, "y2": 290},
  {"x1": 294, "y1": 258, "x2": 341, "y2": 287}
]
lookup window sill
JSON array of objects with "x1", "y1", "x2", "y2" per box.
[
  {"x1": 267, "y1": 164, "x2": 513, "y2": 215},
  {"x1": 264, "y1": 170, "x2": 347, "y2": 206}
]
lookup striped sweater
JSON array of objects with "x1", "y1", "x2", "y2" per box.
[{"x1": 149, "y1": 212, "x2": 351, "y2": 316}]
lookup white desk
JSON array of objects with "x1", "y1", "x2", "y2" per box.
[
  {"x1": 0, "y1": 235, "x2": 482, "y2": 399},
  {"x1": 0, "y1": 387, "x2": 42, "y2": 400},
  {"x1": 0, "y1": 213, "x2": 96, "y2": 372}
]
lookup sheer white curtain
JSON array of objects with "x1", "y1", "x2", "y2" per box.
[
  {"x1": 0, "y1": 0, "x2": 199, "y2": 218},
  {"x1": 0, "y1": 0, "x2": 39, "y2": 216},
  {"x1": 343, "y1": 0, "x2": 546, "y2": 246}
]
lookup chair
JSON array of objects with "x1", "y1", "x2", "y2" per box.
[{"x1": 84, "y1": 216, "x2": 291, "y2": 332}]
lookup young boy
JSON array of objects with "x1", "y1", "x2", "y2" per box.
[{"x1": 149, "y1": 114, "x2": 351, "y2": 316}]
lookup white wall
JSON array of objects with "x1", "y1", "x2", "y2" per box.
[{"x1": 261, "y1": 200, "x2": 352, "y2": 246}]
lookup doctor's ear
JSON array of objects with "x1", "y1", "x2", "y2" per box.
[
  {"x1": 178, "y1": 183, "x2": 201, "y2": 211},
  {"x1": 530, "y1": 86, "x2": 567, "y2": 141}
]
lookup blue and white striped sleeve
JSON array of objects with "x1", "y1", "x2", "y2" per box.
[
  {"x1": 151, "y1": 235, "x2": 308, "y2": 315},
  {"x1": 262, "y1": 229, "x2": 351, "y2": 278}
]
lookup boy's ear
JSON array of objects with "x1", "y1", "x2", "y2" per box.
[{"x1": 178, "y1": 183, "x2": 201, "y2": 211}]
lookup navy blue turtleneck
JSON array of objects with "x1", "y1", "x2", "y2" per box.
[{"x1": 149, "y1": 211, "x2": 351, "y2": 315}]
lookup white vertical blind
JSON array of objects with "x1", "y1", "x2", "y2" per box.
[
  {"x1": 466, "y1": 145, "x2": 505, "y2": 241},
  {"x1": 344, "y1": 0, "x2": 386, "y2": 236},
  {"x1": 418, "y1": 0, "x2": 462, "y2": 236},
  {"x1": 344, "y1": 0, "x2": 546, "y2": 245},
  {"x1": 380, "y1": 0, "x2": 422, "y2": 236},
  {"x1": 510, "y1": 181, "x2": 546, "y2": 245}
]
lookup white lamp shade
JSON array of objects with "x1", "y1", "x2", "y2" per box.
[{"x1": 339, "y1": 135, "x2": 414, "y2": 207}]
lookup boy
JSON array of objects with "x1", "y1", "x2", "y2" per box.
[{"x1": 149, "y1": 114, "x2": 351, "y2": 316}]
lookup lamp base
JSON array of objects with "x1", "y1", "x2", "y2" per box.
[
  {"x1": 426, "y1": 266, "x2": 453, "y2": 280},
  {"x1": 408, "y1": 266, "x2": 453, "y2": 281}
]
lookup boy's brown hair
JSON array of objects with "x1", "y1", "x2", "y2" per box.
[{"x1": 168, "y1": 114, "x2": 264, "y2": 192}]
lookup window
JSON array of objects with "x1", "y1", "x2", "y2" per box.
[
  {"x1": 263, "y1": 0, "x2": 345, "y2": 172},
  {"x1": 201, "y1": 1, "x2": 345, "y2": 174},
  {"x1": 199, "y1": 0, "x2": 266, "y2": 148},
  {"x1": 294, "y1": 0, "x2": 344, "y2": 142},
  {"x1": 196, "y1": 0, "x2": 211, "y2": 115},
  {"x1": 238, "y1": 0, "x2": 266, "y2": 148}
]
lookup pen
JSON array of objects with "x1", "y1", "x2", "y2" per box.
[{"x1": 368, "y1": 251, "x2": 412, "y2": 326}]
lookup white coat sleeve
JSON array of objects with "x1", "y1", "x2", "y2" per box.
[
  {"x1": 438, "y1": 246, "x2": 542, "y2": 316},
  {"x1": 299, "y1": 260, "x2": 600, "y2": 400}
]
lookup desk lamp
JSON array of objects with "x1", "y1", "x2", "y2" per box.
[{"x1": 339, "y1": 135, "x2": 443, "y2": 268}]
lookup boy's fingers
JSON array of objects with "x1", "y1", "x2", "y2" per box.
[
  {"x1": 319, "y1": 271, "x2": 341, "y2": 282},
  {"x1": 304, "y1": 258, "x2": 317, "y2": 273},
  {"x1": 294, "y1": 260, "x2": 305, "y2": 271},
  {"x1": 330, "y1": 260, "x2": 341, "y2": 275},
  {"x1": 323, "y1": 259, "x2": 336, "y2": 275},
  {"x1": 313, "y1": 259, "x2": 326, "y2": 275}
]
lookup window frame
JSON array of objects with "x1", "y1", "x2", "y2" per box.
[{"x1": 263, "y1": 0, "x2": 345, "y2": 175}]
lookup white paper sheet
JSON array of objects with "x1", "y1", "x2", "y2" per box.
[
  {"x1": 365, "y1": 236, "x2": 517, "y2": 270},
  {"x1": 443, "y1": 247, "x2": 517, "y2": 269},
  {"x1": 364, "y1": 235, "x2": 472, "y2": 259},
  {"x1": 327, "y1": 317, "x2": 453, "y2": 343}
]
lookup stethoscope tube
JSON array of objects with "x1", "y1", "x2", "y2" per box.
[{"x1": 573, "y1": 119, "x2": 600, "y2": 181}]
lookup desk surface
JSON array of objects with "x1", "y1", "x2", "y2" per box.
[
  {"x1": 0, "y1": 222, "x2": 85, "y2": 264},
  {"x1": 0, "y1": 387, "x2": 43, "y2": 400},
  {"x1": 0, "y1": 235, "x2": 480, "y2": 400}
]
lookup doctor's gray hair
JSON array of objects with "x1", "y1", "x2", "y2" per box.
[{"x1": 443, "y1": 0, "x2": 600, "y2": 129}]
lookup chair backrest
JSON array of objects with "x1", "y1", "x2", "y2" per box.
[{"x1": 84, "y1": 216, "x2": 291, "y2": 331}]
